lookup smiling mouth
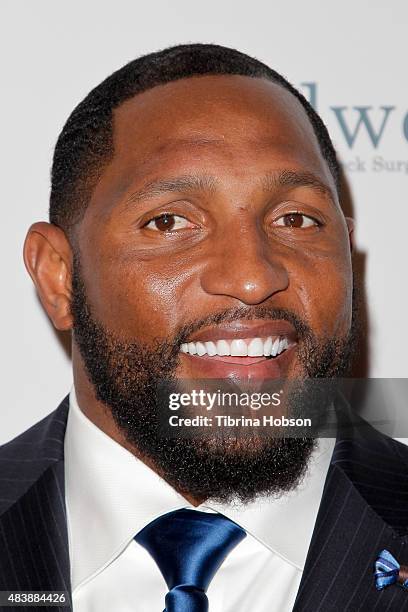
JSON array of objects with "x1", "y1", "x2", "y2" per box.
[
  {"x1": 178, "y1": 319, "x2": 299, "y2": 378},
  {"x1": 180, "y1": 335, "x2": 293, "y2": 364}
]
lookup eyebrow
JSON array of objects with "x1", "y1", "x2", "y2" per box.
[
  {"x1": 124, "y1": 170, "x2": 335, "y2": 205},
  {"x1": 261, "y1": 170, "x2": 335, "y2": 200},
  {"x1": 126, "y1": 175, "x2": 218, "y2": 203}
]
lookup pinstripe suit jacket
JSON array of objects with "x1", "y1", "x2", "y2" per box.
[{"x1": 1, "y1": 395, "x2": 408, "y2": 611}]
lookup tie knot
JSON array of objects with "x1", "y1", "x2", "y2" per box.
[{"x1": 135, "y1": 508, "x2": 246, "y2": 601}]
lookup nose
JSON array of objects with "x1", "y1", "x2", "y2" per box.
[{"x1": 200, "y1": 220, "x2": 289, "y2": 305}]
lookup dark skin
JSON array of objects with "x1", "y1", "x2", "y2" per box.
[{"x1": 23, "y1": 75, "x2": 354, "y2": 503}]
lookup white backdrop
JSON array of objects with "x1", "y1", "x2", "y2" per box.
[{"x1": 1, "y1": 0, "x2": 407, "y2": 443}]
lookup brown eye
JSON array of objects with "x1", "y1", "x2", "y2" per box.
[
  {"x1": 144, "y1": 213, "x2": 190, "y2": 232},
  {"x1": 275, "y1": 213, "x2": 318, "y2": 228},
  {"x1": 154, "y1": 214, "x2": 175, "y2": 231}
]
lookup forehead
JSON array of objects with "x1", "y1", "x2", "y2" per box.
[{"x1": 91, "y1": 75, "x2": 335, "y2": 209}]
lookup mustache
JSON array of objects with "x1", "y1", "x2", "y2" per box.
[{"x1": 172, "y1": 305, "x2": 312, "y2": 348}]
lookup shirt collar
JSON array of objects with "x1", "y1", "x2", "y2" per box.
[
  {"x1": 204, "y1": 436, "x2": 334, "y2": 569},
  {"x1": 65, "y1": 387, "x2": 188, "y2": 589},
  {"x1": 65, "y1": 386, "x2": 334, "y2": 588}
]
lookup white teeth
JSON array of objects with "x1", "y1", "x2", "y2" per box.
[
  {"x1": 188, "y1": 342, "x2": 197, "y2": 355},
  {"x1": 205, "y1": 341, "x2": 217, "y2": 356},
  {"x1": 180, "y1": 335, "x2": 292, "y2": 357},
  {"x1": 279, "y1": 338, "x2": 288, "y2": 353},
  {"x1": 271, "y1": 338, "x2": 280, "y2": 357},
  {"x1": 216, "y1": 339, "x2": 230, "y2": 356},
  {"x1": 230, "y1": 339, "x2": 248, "y2": 356},
  {"x1": 196, "y1": 342, "x2": 207, "y2": 356},
  {"x1": 263, "y1": 337, "x2": 273, "y2": 357},
  {"x1": 248, "y1": 337, "x2": 264, "y2": 357}
]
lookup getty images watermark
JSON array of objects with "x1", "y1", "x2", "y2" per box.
[
  {"x1": 166, "y1": 387, "x2": 312, "y2": 431},
  {"x1": 157, "y1": 379, "x2": 408, "y2": 439}
]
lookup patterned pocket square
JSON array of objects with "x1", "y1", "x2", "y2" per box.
[{"x1": 375, "y1": 549, "x2": 408, "y2": 590}]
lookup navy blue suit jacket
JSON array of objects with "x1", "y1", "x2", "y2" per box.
[{"x1": 1, "y1": 395, "x2": 408, "y2": 611}]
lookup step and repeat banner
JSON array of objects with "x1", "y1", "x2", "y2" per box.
[{"x1": 1, "y1": 0, "x2": 407, "y2": 442}]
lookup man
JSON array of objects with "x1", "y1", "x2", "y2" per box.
[{"x1": 1, "y1": 43, "x2": 407, "y2": 611}]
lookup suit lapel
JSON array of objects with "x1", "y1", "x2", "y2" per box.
[
  {"x1": 294, "y1": 410, "x2": 408, "y2": 611},
  {"x1": 0, "y1": 398, "x2": 72, "y2": 611},
  {"x1": 293, "y1": 463, "x2": 408, "y2": 611}
]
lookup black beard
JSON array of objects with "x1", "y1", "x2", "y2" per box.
[{"x1": 70, "y1": 255, "x2": 357, "y2": 504}]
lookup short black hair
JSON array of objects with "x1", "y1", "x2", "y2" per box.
[{"x1": 49, "y1": 43, "x2": 340, "y2": 235}]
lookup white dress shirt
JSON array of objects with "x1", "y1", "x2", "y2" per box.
[{"x1": 64, "y1": 386, "x2": 334, "y2": 611}]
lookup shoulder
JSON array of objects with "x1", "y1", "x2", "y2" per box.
[
  {"x1": 333, "y1": 408, "x2": 408, "y2": 469},
  {"x1": 0, "y1": 395, "x2": 70, "y2": 514},
  {"x1": 332, "y1": 410, "x2": 408, "y2": 533}
]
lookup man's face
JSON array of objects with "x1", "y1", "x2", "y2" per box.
[
  {"x1": 75, "y1": 75, "x2": 353, "y2": 383},
  {"x1": 68, "y1": 75, "x2": 355, "y2": 503}
]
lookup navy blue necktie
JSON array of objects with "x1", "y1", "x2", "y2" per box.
[{"x1": 134, "y1": 508, "x2": 246, "y2": 611}]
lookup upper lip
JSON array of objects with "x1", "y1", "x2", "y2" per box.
[{"x1": 185, "y1": 319, "x2": 298, "y2": 343}]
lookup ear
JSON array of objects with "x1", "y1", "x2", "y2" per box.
[
  {"x1": 345, "y1": 216, "x2": 355, "y2": 253},
  {"x1": 23, "y1": 222, "x2": 73, "y2": 331}
]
